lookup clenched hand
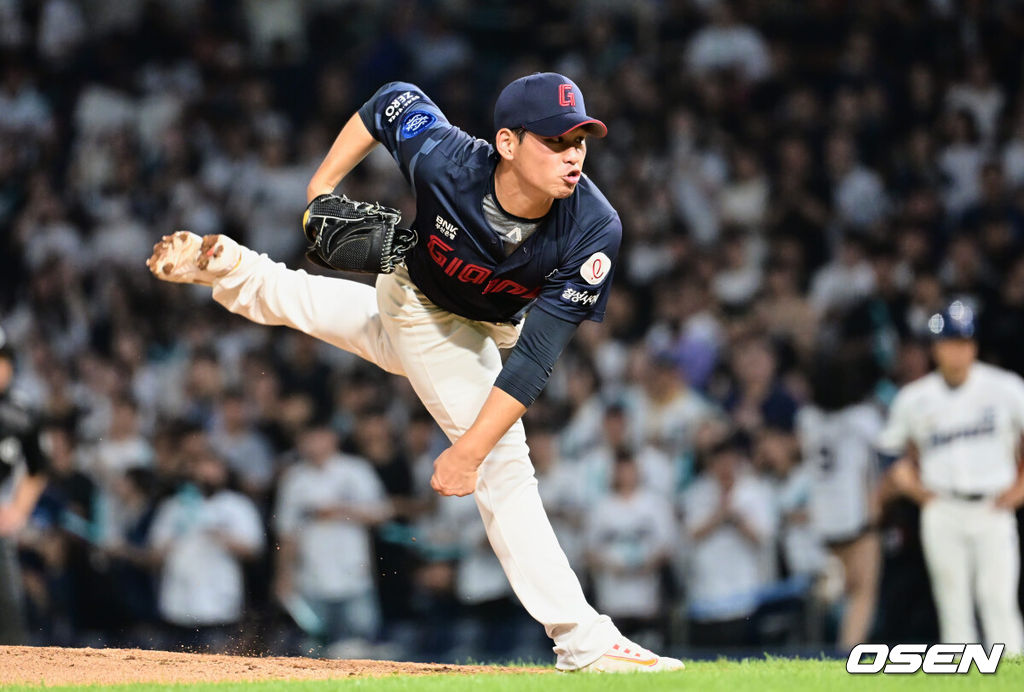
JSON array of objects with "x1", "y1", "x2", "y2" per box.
[{"x1": 430, "y1": 443, "x2": 482, "y2": 497}]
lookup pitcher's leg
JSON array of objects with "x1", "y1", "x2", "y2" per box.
[
  {"x1": 210, "y1": 246, "x2": 403, "y2": 375},
  {"x1": 475, "y1": 430, "x2": 619, "y2": 669},
  {"x1": 375, "y1": 284, "x2": 618, "y2": 668}
]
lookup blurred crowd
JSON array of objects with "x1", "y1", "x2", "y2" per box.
[{"x1": 3, "y1": 0, "x2": 1024, "y2": 662}]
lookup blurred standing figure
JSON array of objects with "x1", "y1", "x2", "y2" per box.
[
  {"x1": 683, "y1": 435, "x2": 777, "y2": 648},
  {"x1": 0, "y1": 327, "x2": 49, "y2": 644},
  {"x1": 798, "y1": 348, "x2": 884, "y2": 650},
  {"x1": 274, "y1": 425, "x2": 392, "y2": 653},
  {"x1": 879, "y1": 301, "x2": 1024, "y2": 654},
  {"x1": 585, "y1": 453, "x2": 675, "y2": 646},
  {"x1": 149, "y1": 450, "x2": 264, "y2": 652}
]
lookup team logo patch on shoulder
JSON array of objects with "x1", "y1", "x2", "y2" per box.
[
  {"x1": 580, "y1": 251, "x2": 611, "y2": 285},
  {"x1": 400, "y1": 110, "x2": 436, "y2": 140}
]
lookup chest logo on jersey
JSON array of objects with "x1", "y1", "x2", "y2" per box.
[
  {"x1": 927, "y1": 407, "x2": 996, "y2": 449},
  {"x1": 384, "y1": 91, "x2": 421, "y2": 124},
  {"x1": 435, "y1": 215, "x2": 459, "y2": 240},
  {"x1": 580, "y1": 251, "x2": 611, "y2": 285},
  {"x1": 426, "y1": 235, "x2": 540, "y2": 299},
  {"x1": 400, "y1": 110, "x2": 436, "y2": 140}
]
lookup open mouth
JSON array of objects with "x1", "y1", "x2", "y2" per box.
[{"x1": 563, "y1": 171, "x2": 581, "y2": 185}]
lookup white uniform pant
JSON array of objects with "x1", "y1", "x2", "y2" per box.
[
  {"x1": 920, "y1": 496, "x2": 1024, "y2": 655},
  {"x1": 211, "y1": 249, "x2": 619, "y2": 668}
]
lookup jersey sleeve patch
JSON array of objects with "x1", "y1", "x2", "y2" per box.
[
  {"x1": 399, "y1": 110, "x2": 437, "y2": 140},
  {"x1": 579, "y1": 251, "x2": 611, "y2": 285},
  {"x1": 558, "y1": 281, "x2": 602, "y2": 309},
  {"x1": 383, "y1": 89, "x2": 423, "y2": 125}
]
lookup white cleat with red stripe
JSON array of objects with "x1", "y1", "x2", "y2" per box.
[{"x1": 577, "y1": 639, "x2": 686, "y2": 673}]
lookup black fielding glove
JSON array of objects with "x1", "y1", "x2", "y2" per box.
[{"x1": 302, "y1": 194, "x2": 417, "y2": 274}]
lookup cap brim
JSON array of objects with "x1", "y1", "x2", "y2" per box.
[{"x1": 525, "y1": 113, "x2": 608, "y2": 138}]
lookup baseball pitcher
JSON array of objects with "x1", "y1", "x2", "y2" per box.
[{"x1": 147, "y1": 73, "x2": 683, "y2": 672}]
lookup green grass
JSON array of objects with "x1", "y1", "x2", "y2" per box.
[{"x1": 4, "y1": 656, "x2": 1023, "y2": 692}]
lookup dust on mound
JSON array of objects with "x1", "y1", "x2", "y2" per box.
[{"x1": 0, "y1": 646, "x2": 550, "y2": 686}]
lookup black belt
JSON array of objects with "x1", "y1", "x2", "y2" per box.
[{"x1": 948, "y1": 491, "x2": 991, "y2": 502}]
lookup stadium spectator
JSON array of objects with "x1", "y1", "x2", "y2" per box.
[
  {"x1": 274, "y1": 425, "x2": 391, "y2": 654},
  {"x1": 684, "y1": 435, "x2": 777, "y2": 649},
  {"x1": 209, "y1": 389, "x2": 274, "y2": 497},
  {"x1": 149, "y1": 450, "x2": 264, "y2": 652},
  {"x1": 585, "y1": 452, "x2": 676, "y2": 648}
]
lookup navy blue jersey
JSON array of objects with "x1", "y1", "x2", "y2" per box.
[{"x1": 358, "y1": 82, "x2": 621, "y2": 325}]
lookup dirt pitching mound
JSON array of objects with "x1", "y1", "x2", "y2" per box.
[{"x1": 0, "y1": 646, "x2": 549, "y2": 686}]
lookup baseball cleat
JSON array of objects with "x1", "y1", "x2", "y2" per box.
[
  {"x1": 146, "y1": 231, "x2": 241, "y2": 286},
  {"x1": 577, "y1": 639, "x2": 685, "y2": 673}
]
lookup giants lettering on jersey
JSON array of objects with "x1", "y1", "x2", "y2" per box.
[
  {"x1": 427, "y1": 235, "x2": 541, "y2": 298},
  {"x1": 928, "y1": 408, "x2": 997, "y2": 449}
]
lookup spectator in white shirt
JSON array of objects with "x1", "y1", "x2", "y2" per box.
[
  {"x1": 209, "y1": 389, "x2": 274, "y2": 497},
  {"x1": 938, "y1": 109, "x2": 985, "y2": 216},
  {"x1": 825, "y1": 132, "x2": 889, "y2": 231},
  {"x1": 581, "y1": 402, "x2": 677, "y2": 503},
  {"x1": 149, "y1": 449, "x2": 264, "y2": 652},
  {"x1": 809, "y1": 234, "x2": 876, "y2": 318},
  {"x1": 684, "y1": 435, "x2": 777, "y2": 649},
  {"x1": 685, "y1": 1, "x2": 771, "y2": 83},
  {"x1": 585, "y1": 451, "x2": 676, "y2": 646},
  {"x1": 625, "y1": 351, "x2": 719, "y2": 463},
  {"x1": 946, "y1": 57, "x2": 1005, "y2": 144},
  {"x1": 86, "y1": 395, "x2": 154, "y2": 485},
  {"x1": 274, "y1": 425, "x2": 392, "y2": 652}
]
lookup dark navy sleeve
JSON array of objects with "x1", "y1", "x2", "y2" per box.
[
  {"x1": 494, "y1": 309, "x2": 578, "y2": 407},
  {"x1": 357, "y1": 82, "x2": 451, "y2": 187},
  {"x1": 532, "y1": 212, "x2": 622, "y2": 324}
]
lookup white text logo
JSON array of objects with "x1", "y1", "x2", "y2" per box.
[
  {"x1": 846, "y1": 643, "x2": 1003, "y2": 675},
  {"x1": 385, "y1": 91, "x2": 421, "y2": 123},
  {"x1": 560, "y1": 287, "x2": 600, "y2": 307},
  {"x1": 435, "y1": 215, "x2": 459, "y2": 239}
]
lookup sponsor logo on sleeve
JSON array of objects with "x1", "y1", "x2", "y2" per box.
[
  {"x1": 579, "y1": 251, "x2": 611, "y2": 285},
  {"x1": 399, "y1": 110, "x2": 436, "y2": 140},
  {"x1": 384, "y1": 91, "x2": 421, "y2": 124},
  {"x1": 559, "y1": 285, "x2": 601, "y2": 308}
]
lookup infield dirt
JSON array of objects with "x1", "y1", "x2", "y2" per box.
[{"x1": 0, "y1": 646, "x2": 548, "y2": 686}]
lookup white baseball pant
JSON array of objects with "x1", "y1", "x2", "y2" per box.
[
  {"x1": 210, "y1": 248, "x2": 620, "y2": 669},
  {"x1": 919, "y1": 496, "x2": 1024, "y2": 655}
]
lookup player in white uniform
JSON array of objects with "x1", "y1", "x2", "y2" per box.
[
  {"x1": 878, "y1": 301, "x2": 1024, "y2": 654},
  {"x1": 146, "y1": 74, "x2": 682, "y2": 672}
]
